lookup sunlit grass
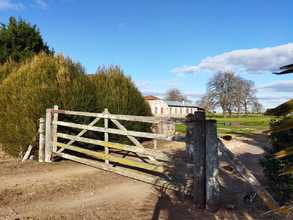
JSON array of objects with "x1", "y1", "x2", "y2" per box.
[{"x1": 175, "y1": 114, "x2": 276, "y2": 136}]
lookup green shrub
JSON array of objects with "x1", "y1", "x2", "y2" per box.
[
  {"x1": 261, "y1": 117, "x2": 293, "y2": 204},
  {"x1": 0, "y1": 60, "x2": 20, "y2": 82},
  {"x1": 0, "y1": 17, "x2": 53, "y2": 64},
  {"x1": 91, "y1": 66, "x2": 151, "y2": 116},
  {"x1": 265, "y1": 99, "x2": 293, "y2": 116},
  {"x1": 90, "y1": 66, "x2": 152, "y2": 142},
  {"x1": 0, "y1": 53, "x2": 95, "y2": 156}
]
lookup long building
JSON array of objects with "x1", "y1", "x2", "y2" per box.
[{"x1": 144, "y1": 95, "x2": 199, "y2": 118}]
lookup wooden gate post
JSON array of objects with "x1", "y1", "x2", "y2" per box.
[
  {"x1": 193, "y1": 110, "x2": 206, "y2": 208},
  {"x1": 38, "y1": 118, "x2": 45, "y2": 162},
  {"x1": 104, "y1": 108, "x2": 109, "y2": 164},
  {"x1": 185, "y1": 114, "x2": 195, "y2": 161},
  {"x1": 45, "y1": 108, "x2": 52, "y2": 162},
  {"x1": 205, "y1": 120, "x2": 220, "y2": 211},
  {"x1": 52, "y1": 105, "x2": 59, "y2": 153}
]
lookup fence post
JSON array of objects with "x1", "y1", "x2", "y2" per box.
[
  {"x1": 193, "y1": 110, "x2": 206, "y2": 208},
  {"x1": 52, "y1": 105, "x2": 59, "y2": 153},
  {"x1": 205, "y1": 120, "x2": 220, "y2": 211},
  {"x1": 185, "y1": 115, "x2": 194, "y2": 161},
  {"x1": 38, "y1": 118, "x2": 45, "y2": 162},
  {"x1": 45, "y1": 108, "x2": 52, "y2": 162},
  {"x1": 104, "y1": 108, "x2": 109, "y2": 164}
]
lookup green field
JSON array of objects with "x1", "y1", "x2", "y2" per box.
[{"x1": 175, "y1": 114, "x2": 275, "y2": 136}]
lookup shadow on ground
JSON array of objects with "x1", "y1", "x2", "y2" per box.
[{"x1": 144, "y1": 137, "x2": 284, "y2": 220}]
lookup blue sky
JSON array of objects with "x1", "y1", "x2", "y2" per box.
[{"x1": 0, "y1": 0, "x2": 293, "y2": 108}]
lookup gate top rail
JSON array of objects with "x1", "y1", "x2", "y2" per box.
[{"x1": 52, "y1": 109, "x2": 164, "y2": 124}]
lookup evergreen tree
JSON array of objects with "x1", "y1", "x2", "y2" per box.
[{"x1": 0, "y1": 16, "x2": 53, "y2": 64}]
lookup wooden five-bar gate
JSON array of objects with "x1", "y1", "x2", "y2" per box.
[{"x1": 38, "y1": 105, "x2": 221, "y2": 211}]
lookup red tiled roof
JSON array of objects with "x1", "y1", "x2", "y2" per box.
[{"x1": 144, "y1": 95, "x2": 160, "y2": 100}]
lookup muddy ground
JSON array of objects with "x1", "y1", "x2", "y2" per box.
[{"x1": 0, "y1": 136, "x2": 285, "y2": 220}]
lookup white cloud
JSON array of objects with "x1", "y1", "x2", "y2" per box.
[
  {"x1": 259, "y1": 80, "x2": 293, "y2": 93},
  {"x1": 33, "y1": 0, "x2": 47, "y2": 9},
  {"x1": 0, "y1": 0, "x2": 49, "y2": 11},
  {"x1": 172, "y1": 43, "x2": 293, "y2": 74},
  {"x1": 0, "y1": 0, "x2": 24, "y2": 10}
]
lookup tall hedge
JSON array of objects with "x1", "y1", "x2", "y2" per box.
[
  {"x1": 0, "y1": 60, "x2": 19, "y2": 82},
  {"x1": 0, "y1": 53, "x2": 95, "y2": 156},
  {"x1": 91, "y1": 66, "x2": 151, "y2": 116},
  {"x1": 90, "y1": 66, "x2": 152, "y2": 142}
]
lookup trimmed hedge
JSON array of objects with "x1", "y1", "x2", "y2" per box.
[
  {"x1": 90, "y1": 66, "x2": 152, "y2": 142},
  {"x1": 0, "y1": 58, "x2": 151, "y2": 157},
  {"x1": 91, "y1": 66, "x2": 151, "y2": 116},
  {"x1": 0, "y1": 60, "x2": 19, "y2": 82},
  {"x1": 0, "y1": 53, "x2": 95, "y2": 156}
]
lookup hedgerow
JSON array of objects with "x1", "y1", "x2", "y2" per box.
[
  {"x1": 0, "y1": 53, "x2": 95, "y2": 156},
  {"x1": 0, "y1": 57, "x2": 151, "y2": 157},
  {"x1": 89, "y1": 66, "x2": 152, "y2": 142}
]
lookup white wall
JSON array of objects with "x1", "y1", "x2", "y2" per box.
[
  {"x1": 146, "y1": 99, "x2": 197, "y2": 118},
  {"x1": 147, "y1": 100, "x2": 169, "y2": 117}
]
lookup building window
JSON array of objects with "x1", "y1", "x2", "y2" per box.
[
  {"x1": 180, "y1": 108, "x2": 182, "y2": 114},
  {"x1": 186, "y1": 108, "x2": 188, "y2": 114},
  {"x1": 155, "y1": 107, "x2": 158, "y2": 114},
  {"x1": 175, "y1": 108, "x2": 177, "y2": 114},
  {"x1": 161, "y1": 107, "x2": 164, "y2": 114}
]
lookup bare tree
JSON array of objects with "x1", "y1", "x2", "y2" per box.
[
  {"x1": 207, "y1": 71, "x2": 239, "y2": 117},
  {"x1": 205, "y1": 71, "x2": 261, "y2": 116},
  {"x1": 251, "y1": 100, "x2": 263, "y2": 113},
  {"x1": 234, "y1": 78, "x2": 256, "y2": 115},
  {"x1": 196, "y1": 93, "x2": 216, "y2": 113},
  {"x1": 165, "y1": 88, "x2": 187, "y2": 101},
  {"x1": 241, "y1": 80, "x2": 256, "y2": 114}
]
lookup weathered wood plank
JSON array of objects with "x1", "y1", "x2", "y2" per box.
[
  {"x1": 53, "y1": 152, "x2": 181, "y2": 192},
  {"x1": 38, "y1": 118, "x2": 45, "y2": 162},
  {"x1": 110, "y1": 118, "x2": 143, "y2": 148},
  {"x1": 22, "y1": 145, "x2": 33, "y2": 162},
  {"x1": 110, "y1": 117, "x2": 158, "y2": 162},
  {"x1": 104, "y1": 109, "x2": 109, "y2": 164},
  {"x1": 45, "y1": 109, "x2": 52, "y2": 162},
  {"x1": 52, "y1": 105, "x2": 59, "y2": 153},
  {"x1": 52, "y1": 109, "x2": 162, "y2": 123},
  {"x1": 54, "y1": 121, "x2": 172, "y2": 141},
  {"x1": 56, "y1": 142, "x2": 166, "y2": 173},
  {"x1": 205, "y1": 120, "x2": 220, "y2": 212},
  {"x1": 56, "y1": 132, "x2": 170, "y2": 161},
  {"x1": 218, "y1": 139, "x2": 279, "y2": 211},
  {"x1": 193, "y1": 110, "x2": 206, "y2": 208},
  {"x1": 57, "y1": 117, "x2": 101, "y2": 153}
]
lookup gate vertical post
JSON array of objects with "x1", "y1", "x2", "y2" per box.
[
  {"x1": 52, "y1": 105, "x2": 59, "y2": 153},
  {"x1": 104, "y1": 108, "x2": 109, "y2": 164},
  {"x1": 45, "y1": 108, "x2": 52, "y2": 162},
  {"x1": 205, "y1": 120, "x2": 220, "y2": 211},
  {"x1": 38, "y1": 118, "x2": 45, "y2": 162},
  {"x1": 185, "y1": 115, "x2": 194, "y2": 162},
  {"x1": 193, "y1": 110, "x2": 206, "y2": 208}
]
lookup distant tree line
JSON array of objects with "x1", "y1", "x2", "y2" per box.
[{"x1": 197, "y1": 71, "x2": 262, "y2": 116}]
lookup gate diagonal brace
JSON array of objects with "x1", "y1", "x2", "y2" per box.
[
  {"x1": 57, "y1": 117, "x2": 101, "y2": 153},
  {"x1": 110, "y1": 117, "x2": 157, "y2": 162}
]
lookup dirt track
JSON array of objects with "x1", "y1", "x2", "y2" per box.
[{"x1": 0, "y1": 137, "x2": 285, "y2": 220}]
